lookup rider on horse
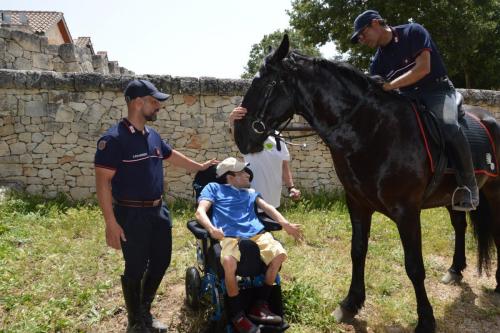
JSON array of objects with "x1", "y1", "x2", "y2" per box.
[{"x1": 350, "y1": 10, "x2": 479, "y2": 211}]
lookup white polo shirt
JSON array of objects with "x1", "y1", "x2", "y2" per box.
[{"x1": 243, "y1": 136, "x2": 290, "y2": 208}]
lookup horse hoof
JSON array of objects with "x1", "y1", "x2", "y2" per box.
[
  {"x1": 332, "y1": 306, "x2": 355, "y2": 323},
  {"x1": 441, "y1": 271, "x2": 462, "y2": 285}
]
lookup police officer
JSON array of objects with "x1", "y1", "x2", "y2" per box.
[
  {"x1": 95, "y1": 79, "x2": 217, "y2": 332},
  {"x1": 350, "y1": 10, "x2": 478, "y2": 211}
]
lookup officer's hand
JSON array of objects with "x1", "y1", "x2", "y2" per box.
[
  {"x1": 229, "y1": 106, "x2": 247, "y2": 125},
  {"x1": 105, "y1": 220, "x2": 126, "y2": 249},
  {"x1": 283, "y1": 222, "x2": 304, "y2": 243},
  {"x1": 209, "y1": 227, "x2": 224, "y2": 240},
  {"x1": 200, "y1": 159, "x2": 219, "y2": 170},
  {"x1": 288, "y1": 187, "x2": 301, "y2": 201}
]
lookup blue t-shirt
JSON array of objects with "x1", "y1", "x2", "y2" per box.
[
  {"x1": 94, "y1": 118, "x2": 173, "y2": 201},
  {"x1": 370, "y1": 23, "x2": 448, "y2": 92},
  {"x1": 198, "y1": 183, "x2": 265, "y2": 238}
]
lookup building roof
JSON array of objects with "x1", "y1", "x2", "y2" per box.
[
  {"x1": 0, "y1": 10, "x2": 73, "y2": 43},
  {"x1": 74, "y1": 37, "x2": 94, "y2": 55}
]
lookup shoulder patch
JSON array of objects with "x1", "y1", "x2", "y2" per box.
[{"x1": 97, "y1": 140, "x2": 107, "y2": 150}]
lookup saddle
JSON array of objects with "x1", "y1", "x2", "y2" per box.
[{"x1": 411, "y1": 92, "x2": 498, "y2": 198}]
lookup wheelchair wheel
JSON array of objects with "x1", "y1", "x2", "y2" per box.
[{"x1": 185, "y1": 266, "x2": 201, "y2": 309}]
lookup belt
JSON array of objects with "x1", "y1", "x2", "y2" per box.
[{"x1": 113, "y1": 196, "x2": 162, "y2": 208}]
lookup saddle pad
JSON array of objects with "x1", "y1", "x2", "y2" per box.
[
  {"x1": 460, "y1": 112, "x2": 498, "y2": 176},
  {"x1": 413, "y1": 107, "x2": 498, "y2": 177}
]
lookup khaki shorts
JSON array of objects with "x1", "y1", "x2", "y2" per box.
[{"x1": 220, "y1": 232, "x2": 287, "y2": 266}]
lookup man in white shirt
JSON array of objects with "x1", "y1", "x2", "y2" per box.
[{"x1": 229, "y1": 107, "x2": 301, "y2": 209}]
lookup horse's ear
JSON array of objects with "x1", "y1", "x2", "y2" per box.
[
  {"x1": 270, "y1": 34, "x2": 289, "y2": 63},
  {"x1": 267, "y1": 45, "x2": 273, "y2": 54}
]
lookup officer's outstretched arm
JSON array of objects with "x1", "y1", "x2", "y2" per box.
[
  {"x1": 195, "y1": 200, "x2": 224, "y2": 240},
  {"x1": 168, "y1": 150, "x2": 218, "y2": 172},
  {"x1": 95, "y1": 167, "x2": 126, "y2": 249}
]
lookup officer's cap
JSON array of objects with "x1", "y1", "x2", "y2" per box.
[
  {"x1": 350, "y1": 10, "x2": 383, "y2": 44},
  {"x1": 124, "y1": 79, "x2": 170, "y2": 102}
]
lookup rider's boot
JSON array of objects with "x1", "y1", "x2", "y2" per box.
[{"x1": 448, "y1": 129, "x2": 479, "y2": 211}]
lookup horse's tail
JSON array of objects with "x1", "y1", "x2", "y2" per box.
[{"x1": 469, "y1": 190, "x2": 495, "y2": 275}]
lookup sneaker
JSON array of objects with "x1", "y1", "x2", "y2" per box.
[
  {"x1": 232, "y1": 313, "x2": 260, "y2": 333},
  {"x1": 248, "y1": 301, "x2": 282, "y2": 325}
]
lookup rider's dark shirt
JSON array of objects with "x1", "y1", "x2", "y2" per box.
[{"x1": 369, "y1": 23, "x2": 448, "y2": 92}]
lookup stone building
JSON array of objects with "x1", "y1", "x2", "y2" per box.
[{"x1": 0, "y1": 11, "x2": 132, "y2": 74}]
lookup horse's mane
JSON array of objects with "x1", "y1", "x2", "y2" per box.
[{"x1": 287, "y1": 50, "x2": 383, "y2": 91}]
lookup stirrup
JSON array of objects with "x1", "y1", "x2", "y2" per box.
[{"x1": 451, "y1": 186, "x2": 477, "y2": 212}]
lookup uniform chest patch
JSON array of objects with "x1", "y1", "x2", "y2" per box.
[{"x1": 97, "y1": 140, "x2": 107, "y2": 150}]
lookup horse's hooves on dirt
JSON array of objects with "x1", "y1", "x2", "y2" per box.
[
  {"x1": 332, "y1": 306, "x2": 355, "y2": 323},
  {"x1": 440, "y1": 271, "x2": 463, "y2": 284}
]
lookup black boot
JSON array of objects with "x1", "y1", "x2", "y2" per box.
[
  {"x1": 121, "y1": 275, "x2": 150, "y2": 333},
  {"x1": 141, "y1": 272, "x2": 168, "y2": 332},
  {"x1": 448, "y1": 130, "x2": 479, "y2": 211}
]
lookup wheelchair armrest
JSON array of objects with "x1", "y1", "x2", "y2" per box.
[
  {"x1": 259, "y1": 215, "x2": 282, "y2": 232},
  {"x1": 187, "y1": 220, "x2": 209, "y2": 239}
]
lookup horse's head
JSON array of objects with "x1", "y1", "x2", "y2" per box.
[{"x1": 235, "y1": 34, "x2": 297, "y2": 154}]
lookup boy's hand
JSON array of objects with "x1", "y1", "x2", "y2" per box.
[
  {"x1": 209, "y1": 227, "x2": 225, "y2": 240},
  {"x1": 283, "y1": 222, "x2": 304, "y2": 243}
]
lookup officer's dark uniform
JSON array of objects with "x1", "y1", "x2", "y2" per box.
[
  {"x1": 95, "y1": 118, "x2": 173, "y2": 279},
  {"x1": 94, "y1": 80, "x2": 171, "y2": 332}
]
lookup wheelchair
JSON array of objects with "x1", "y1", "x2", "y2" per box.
[{"x1": 185, "y1": 165, "x2": 289, "y2": 333}]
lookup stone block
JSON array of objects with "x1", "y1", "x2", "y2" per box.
[
  {"x1": 32, "y1": 53, "x2": 53, "y2": 71},
  {"x1": 7, "y1": 40, "x2": 23, "y2": 57},
  {"x1": 0, "y1": 124, "x2": 14, "y2": 136},
  {"x1": 53, "y1": 72, "x2": 75, "y2": 90},
  {"x1": 38, "y1": 169, "x2": 51, "y2": 178},
  {"x1": 33, "y1": 141, "x2": 52, "y2": 154},
  {"x1": 70, "y1": 187, "x2": 90, "y2": 200},
  {"x1": 0, "y1": 140, "x2": 9, "y2": 156},
  {"x1": 14, "y1": 57, "x2": 31, "y2": 70},
  {"x1": 58, "y1": 43, "x2": 78, "y2": 62},
  {"x1": 0, "y1": 164, "x2": 22, "y2": 177},
  {"x1": 74, "y1": 73, "x2": 103, "y2": 91},
  {"x1": 11, "y1": 30, "x2": 41, "y2": 52},
  {"x1": 25, "y1": 100, "x2": 47, "y2": 117}
]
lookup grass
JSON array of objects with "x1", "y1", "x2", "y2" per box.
[{"x1": 0, "y1": 191, "x2": 498, "y2": 332}]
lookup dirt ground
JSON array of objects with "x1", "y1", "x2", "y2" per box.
[{"x1": 93, "y1": 259, "x2": 499, "y2": 333}]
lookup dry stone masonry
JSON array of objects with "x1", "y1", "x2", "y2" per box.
[{"x1": 0, "y1": 69, "x2": 498, "y2": 201}]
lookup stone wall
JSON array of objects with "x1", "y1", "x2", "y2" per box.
[
  {"x1": 0, "y1": 27, "x2": 133, "y2": 75},
  {"x1": 0, "y1": 69, "x2": 499, "y2": 201}
]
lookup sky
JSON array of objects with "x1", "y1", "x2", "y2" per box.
[{"x1": 3, "y1": 0, "x2": 337, "y2": 78}]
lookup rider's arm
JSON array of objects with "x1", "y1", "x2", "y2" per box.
[{"x1": 383, "y1": 50, "x2": 430, "y2": 91}]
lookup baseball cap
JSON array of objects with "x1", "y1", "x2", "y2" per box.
[
  {"x1": 124, "y1": 79, "x2": 170, "y2": 102},
  {"x1": 350, "y1": 10, "x2": 383, "y2": 44},
  {"x1": 216, "y1": 157, "x2": 249, "y2": 177}
]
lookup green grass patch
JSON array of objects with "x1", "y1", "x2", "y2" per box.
[{"x1": 0, "y1": 192, "x2": 498, "y2": 332}]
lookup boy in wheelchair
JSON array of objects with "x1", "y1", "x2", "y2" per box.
[{"x1": 195, "y1": 157, "x2": 303, "y2": 333}]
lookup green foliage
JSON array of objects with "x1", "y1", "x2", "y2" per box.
[
  {"x1": 288, "y1": 0, "x2": 500, "y2": 89},
  {"x1": 241, "y1": 29, "x2": 321, "y2": 79}
]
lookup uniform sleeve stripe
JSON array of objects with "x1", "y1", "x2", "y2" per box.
[{"x1": 95, "y1": 164, "x2": 117, "y2": 171}]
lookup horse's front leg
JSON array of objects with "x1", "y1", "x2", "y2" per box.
[
  {"x1": 441, "y1": 206, "x2": 466, "y2": 284},
  {"x1": 333, "y1": 195, "x2": 373, "y2": 322},
  {"x1": 396, "y1": 209, "x2": 436, "y2": 333}
]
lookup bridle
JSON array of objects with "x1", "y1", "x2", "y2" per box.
[{"x1": 250, "y1": 73, "x2": 295, "y2": 137}]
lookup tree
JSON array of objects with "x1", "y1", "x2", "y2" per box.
[
  {"x1": 241, "y1": 29, "x2": 321, "y2": 79},
  {"x1": 288, "y1": 0, "x2": 500, "y2": 89}
]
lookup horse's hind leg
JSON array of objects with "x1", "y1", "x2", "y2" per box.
[
  {"x1": 441, "y1": 206, "x2": 467, "y2": 284},
  {"x1": 479, "y1": 180, "x2": 500, "y2": 293}
]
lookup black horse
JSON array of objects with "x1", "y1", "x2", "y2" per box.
[{"x1": 234, "y1": 35, "x2": 500, "y2": 332}]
